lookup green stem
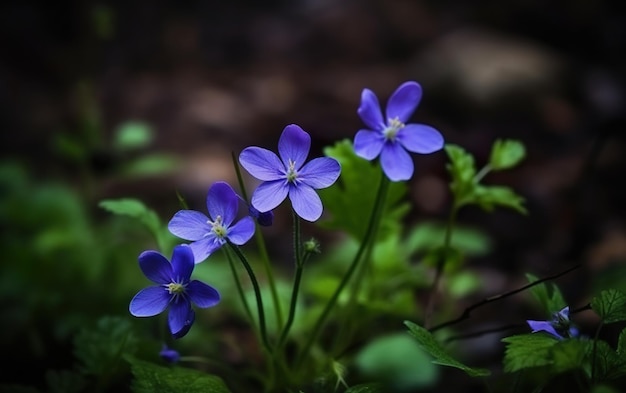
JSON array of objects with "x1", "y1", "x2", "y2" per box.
[
  {"x1": 591, "y1": 321, "x2": 604, "y2": 384},
  {"x1": 424, "y1": 204, "x2": 458, "y2": 329},
  {"x1": 296, "y1": 174, "x2": 390, "y2": 367},
  {"x1": 228, "y1": 242, "x2": 273, "y2": 354},
  {"x1": 474, "y1": 164, "x2": 492, "y2": 184},
  {"x1": 231, "y1": 151, "x2": 284, "y2": 329},
  {"x1": 223, "y1": 247, "x2": 255, "y2": 327},
  {"x1": 278, "y1": 250, "x2": 312, "y2": 348}
]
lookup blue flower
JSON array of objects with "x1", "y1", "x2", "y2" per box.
[
  {"x1": 129, "y1": 245, "x2": 220, "y2": 338},
  {"x1": 159, "y1": 345, "x2": 181, "y2": 363},
  {"x1": 354, "y1": 81, "x2": 444, "y2": 181},
  {"x1": 168, "y1": 181, "x2": 256, "y2": 263},
  {"x1": 239, "y1": 124, "x2": 341, "y2": 222},
  {"x1": 527, "y1": 306, "x2": 579, "y2": 340}
]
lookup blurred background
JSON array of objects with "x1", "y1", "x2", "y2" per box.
[{"x1": 1, "y1": 0, "x2": 626, "y2": 392}]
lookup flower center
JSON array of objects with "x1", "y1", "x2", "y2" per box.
[
  {"x1": 383, "y1": 117, "x2": 405, "y2": 141},
  {"x1": 208, "y1": 215, "x2": 228, "y2": 238},
  {"x1": 166, "y1": 282, "x2": 185, "y2": 295},
  {"x1": 286, "y1": 159, "x2": 298, "y2": 183}
]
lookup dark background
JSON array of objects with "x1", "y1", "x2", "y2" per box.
[{"x1": 1, "y1": 0, "x2": 626, "y2": 391}]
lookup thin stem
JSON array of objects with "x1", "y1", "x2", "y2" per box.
[
  {"x1": 474, "y1": 164, "x2": 492, "y2": 184},
  {"x1": 277, "y1": 250, "x2": 311, "y2": 348},
  {"x1": 223, "y1": 247, "x2": 255, "y2": 327},
  {"x1": 231, "y1": 151, "x2": 284, "y2": 328},
  {"x1": 591, "y1": 321, "x2": 604, "y2": 384},
  {"x1": 429, "y1": 264, "x2": 582, "y2": 332},
  {"x1": 296, "y1": 174, "x2": 390, "y2": 367},
  {"x1": 424, "y1": 204, "x2": 458, "y2": 329},
  {"x1": 228, "y1": 242, "x2": 273, "y2": 353}
]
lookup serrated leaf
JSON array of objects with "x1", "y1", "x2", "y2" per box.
[
  {"x1": 472, "y1": 185, "x2": 527, "y2": 214},
  {"x1": 344, "y1": 383, "x2": 385, "y2": 393},
  {"x1": 501, "y1": 334, "x2": 558, "y2": 373},
  {"x1": 355, "y1": 333, "x2": 438, "y2": 391},
  {"x1": 318, "y1": 139, "x2": 409, "y2": 240},
  {"x1": 618, "y1": 328, "x2": 626, "y2": 356},
  {"x1": 127, "y1": 357, "x2": 231, "y2": 393},
  {"x1": 592, "y1": 289, "x2": 626, "y2": 324},
  {"x1": 74, "y1": 316, "x2": 138, "y2": 376},
  {"x1": 444, "y1": 144, "x2": 477, "y2": 204},
  {"x1": 587, "y1": 339, "x2": 626, "y2": 381},
  {"x1": 526, "y1": 273, "x2": 566, "y2": 315},
  {"x1": 489, "y1": 139, "x2": 526, "y2": 170},
  {"x1": 404, "y1": 321, "x2": 490, "y2": 377},
  {"x1": 550, "y1": 339, "x2": 588, "y2": 373},
  {"x1": 98, "y1": 198, "x2": 167, "y2": 250}
]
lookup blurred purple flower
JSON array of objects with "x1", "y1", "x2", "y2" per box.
[
  {"x1": 239, "y1": 124, "x2": 341, "y2": 222},
  {"x1": 354, "y1": 81, "x2": 444, "y2": 181},
  {"x1": 527, "y1": 306, "x2": 579, "y2": 340},
  {"x1": 159, "y1": 345, "x2": 180, "y2": 363},
  {"x1": 129, "y1": 245, "x2": 220, "y2": 338},
  {"x1": 249, "y1": 205, "x2": 274, "y2": 227},
  {"x1": 168, "y1": 182, "x2": 256, "y2": 263}
]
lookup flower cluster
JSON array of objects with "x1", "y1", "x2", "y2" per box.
[{"x1": 129, "y1": 81, "x2": 443, "y2": 339}]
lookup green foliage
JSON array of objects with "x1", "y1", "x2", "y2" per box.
[
  {"x1": 114, "y1": 121, "x2": 154, "y2": 151},
  {"x1": 74, "y1": 316, "x2": 139, "y2": 376},
  {"x1": 404, "y1": 321, "x2": 490, "y2": 377},
  {"x1": 99, "y1": 198, "x2": 174, "y2": 252},
  {"x1": 444, "y1": 143, "x2": 526, "y2": 214},
  {"x1": 526, "y1": 273, "x2": 567, "y2": 315},
  {"x1": 489, "y1": 139, "x2": 526, "y2": 171},
  {"x1": 319, "y1": 139, "x2": 410, "y2": 240},
  {"x1": 588, "y1": 339, "x2": 626, "y2": 381},
  {"x1": 127, "y1": 357, "x2": 231, "y2": 393},
  {"x1": 591, "y1": 289, "x2": 626, "y2": 324},
  {"x1": 501, "y1": 334, "x2": 560, "y2": 373},
  {"x1": 344, "y1": 383, "x2": 385, "y2": 393},
  {"x1": 354, "y1": 333, "x2": 438, "y2": 391}
]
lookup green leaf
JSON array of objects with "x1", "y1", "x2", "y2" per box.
[
  {"x1": 444, "y1": 144, "x2": 477, "y2": 204},
  {"x1": 405, "y1": 221, "x2": 492, "y2": 257},
  {"x1": 127, "y1": 357, "x2": 231, "y2": 393},
  {"x1": 344, "y1": 383, "x2": 385, "y2": 393},
  {"x1": 114, "y1": 121, "x2": 153, "y2": 151},
  {"x1": 618, "y1": 328, "x2": 626, "y2": 357},
  {"x1": 489, "y1": 139, "x2": 526, "y2": 170},
  {"x1": 501, "y1": 334, "x2": 559, "y2": 373},
  {"x1": 74, "y1": 316, "x2": 138, "y2": 376},
  {"x1": 354, "y1": 333, "x2": 438, "y2": 391},
  {"x1": 122, "y1": 154, "x2": 180, "y2": 177},
  {"x1": 404, "y1": 321, "x2": 490, "y2": 377},
  {"x1": 319, "y1": 139, "x2": 409, "y2": 240},
  {"x1": 98, "y1": 198, "x2": 168, "y2": 251},
  {"x1": 587, "y1": 339, "x2": 626, "y2": 381},
  {"x1": 472, "y1": 185, "x2": 527, "y2": 214},
  {"x1": 550, "y1": 339, "x2": 588, "y2": 373},
  {"x1": 591, "y1": 289, "x2": 626, "y2": 324},
  {"x1": 526, "y1": 273, "x2": 566, "y2": 315}
]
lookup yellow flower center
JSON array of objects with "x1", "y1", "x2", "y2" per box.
[
  {"x1": 208, "y1": 215, "x2": 227, "y2": 238},
  {"x1": 383, "y1": 117, "x2": 405, "y2": 141},
  {"x1": 166, "y1": 282, "x2": 185, "y2": 295}
]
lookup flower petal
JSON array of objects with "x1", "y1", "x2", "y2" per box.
[
  {"x1": 168, "y1": 297, "x2": 193, "y2": 336},
  {"x1": 386, "y1": 81, "x2": 422, "y2": 123},
  {"x1": 380, "y1": 142, "x2": 414, "y2": 181},
  {"x1": 207, "y1": 181, "x2": 239, "y2": 226},
  {"x1": 239, "y1": 147, "x2": 285, "y2": 181},
  {"x1": 278, "y1": 124, "x2": 310, "y2": 170},
  {"x1": 357, "y1": 88, "x2": 384, "y2": 130},
  {"x1": 138, "y1": 250, "x2": 173, "y2": 284},
  {"x1": 289, "y1": 184, "x2": 323, "y2": 222},
  {"x1": 189, "y1": 237, "x2": 224, "y2": 263},
  {"x1": 354, "y1": 130, "x2": 385, "y2": 160},
  {"x1": 298, "y1": 157, "x2": 341, "y2": 189},
  {"x1": 170, "y1": 245, "x2": 195, "y2": 282},
  {"x1": 172, "y1": 309, "x2": 195, "y2": 339},
  {"x1": 227, "y1": 216, "x2": 255, "y2": 245},
  {"x1": 168, "y1": 210, "x2": 210, "y2": 241},
  {"x1": 527, "y1": 320, "x2": 563, "y2": 339},
  {"x1": 251, "y1": 180, "x2": 289, "y2": 213},
  {"x1": 187, "y1": 280, "x2": 221, "y2": 308},
  {"x1": 129, "y1": 286, "x2": 170, "y2": 317},
  {"x1": 397, "y1": 124, "x2": 444, "y2": 154}
]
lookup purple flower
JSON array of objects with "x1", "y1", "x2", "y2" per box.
[
  {"x1": 159, "y1": 345, "x2": 180, "y2": 363},
  {"x1": 168, "y1": 182, "x2": 256, "y2": 263},
  {"x1": 354, "y1": 81, "x2": 444, "y2": 181},
  {"x1": 129, "y1": 245, "x2": 220, "y2": 338},
  {"x1": 239, "y1": 124, "x2": 341, "y2": 222},
  {"x1": 527, "y1": 306, "x2": 579, "y2": 340}
]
